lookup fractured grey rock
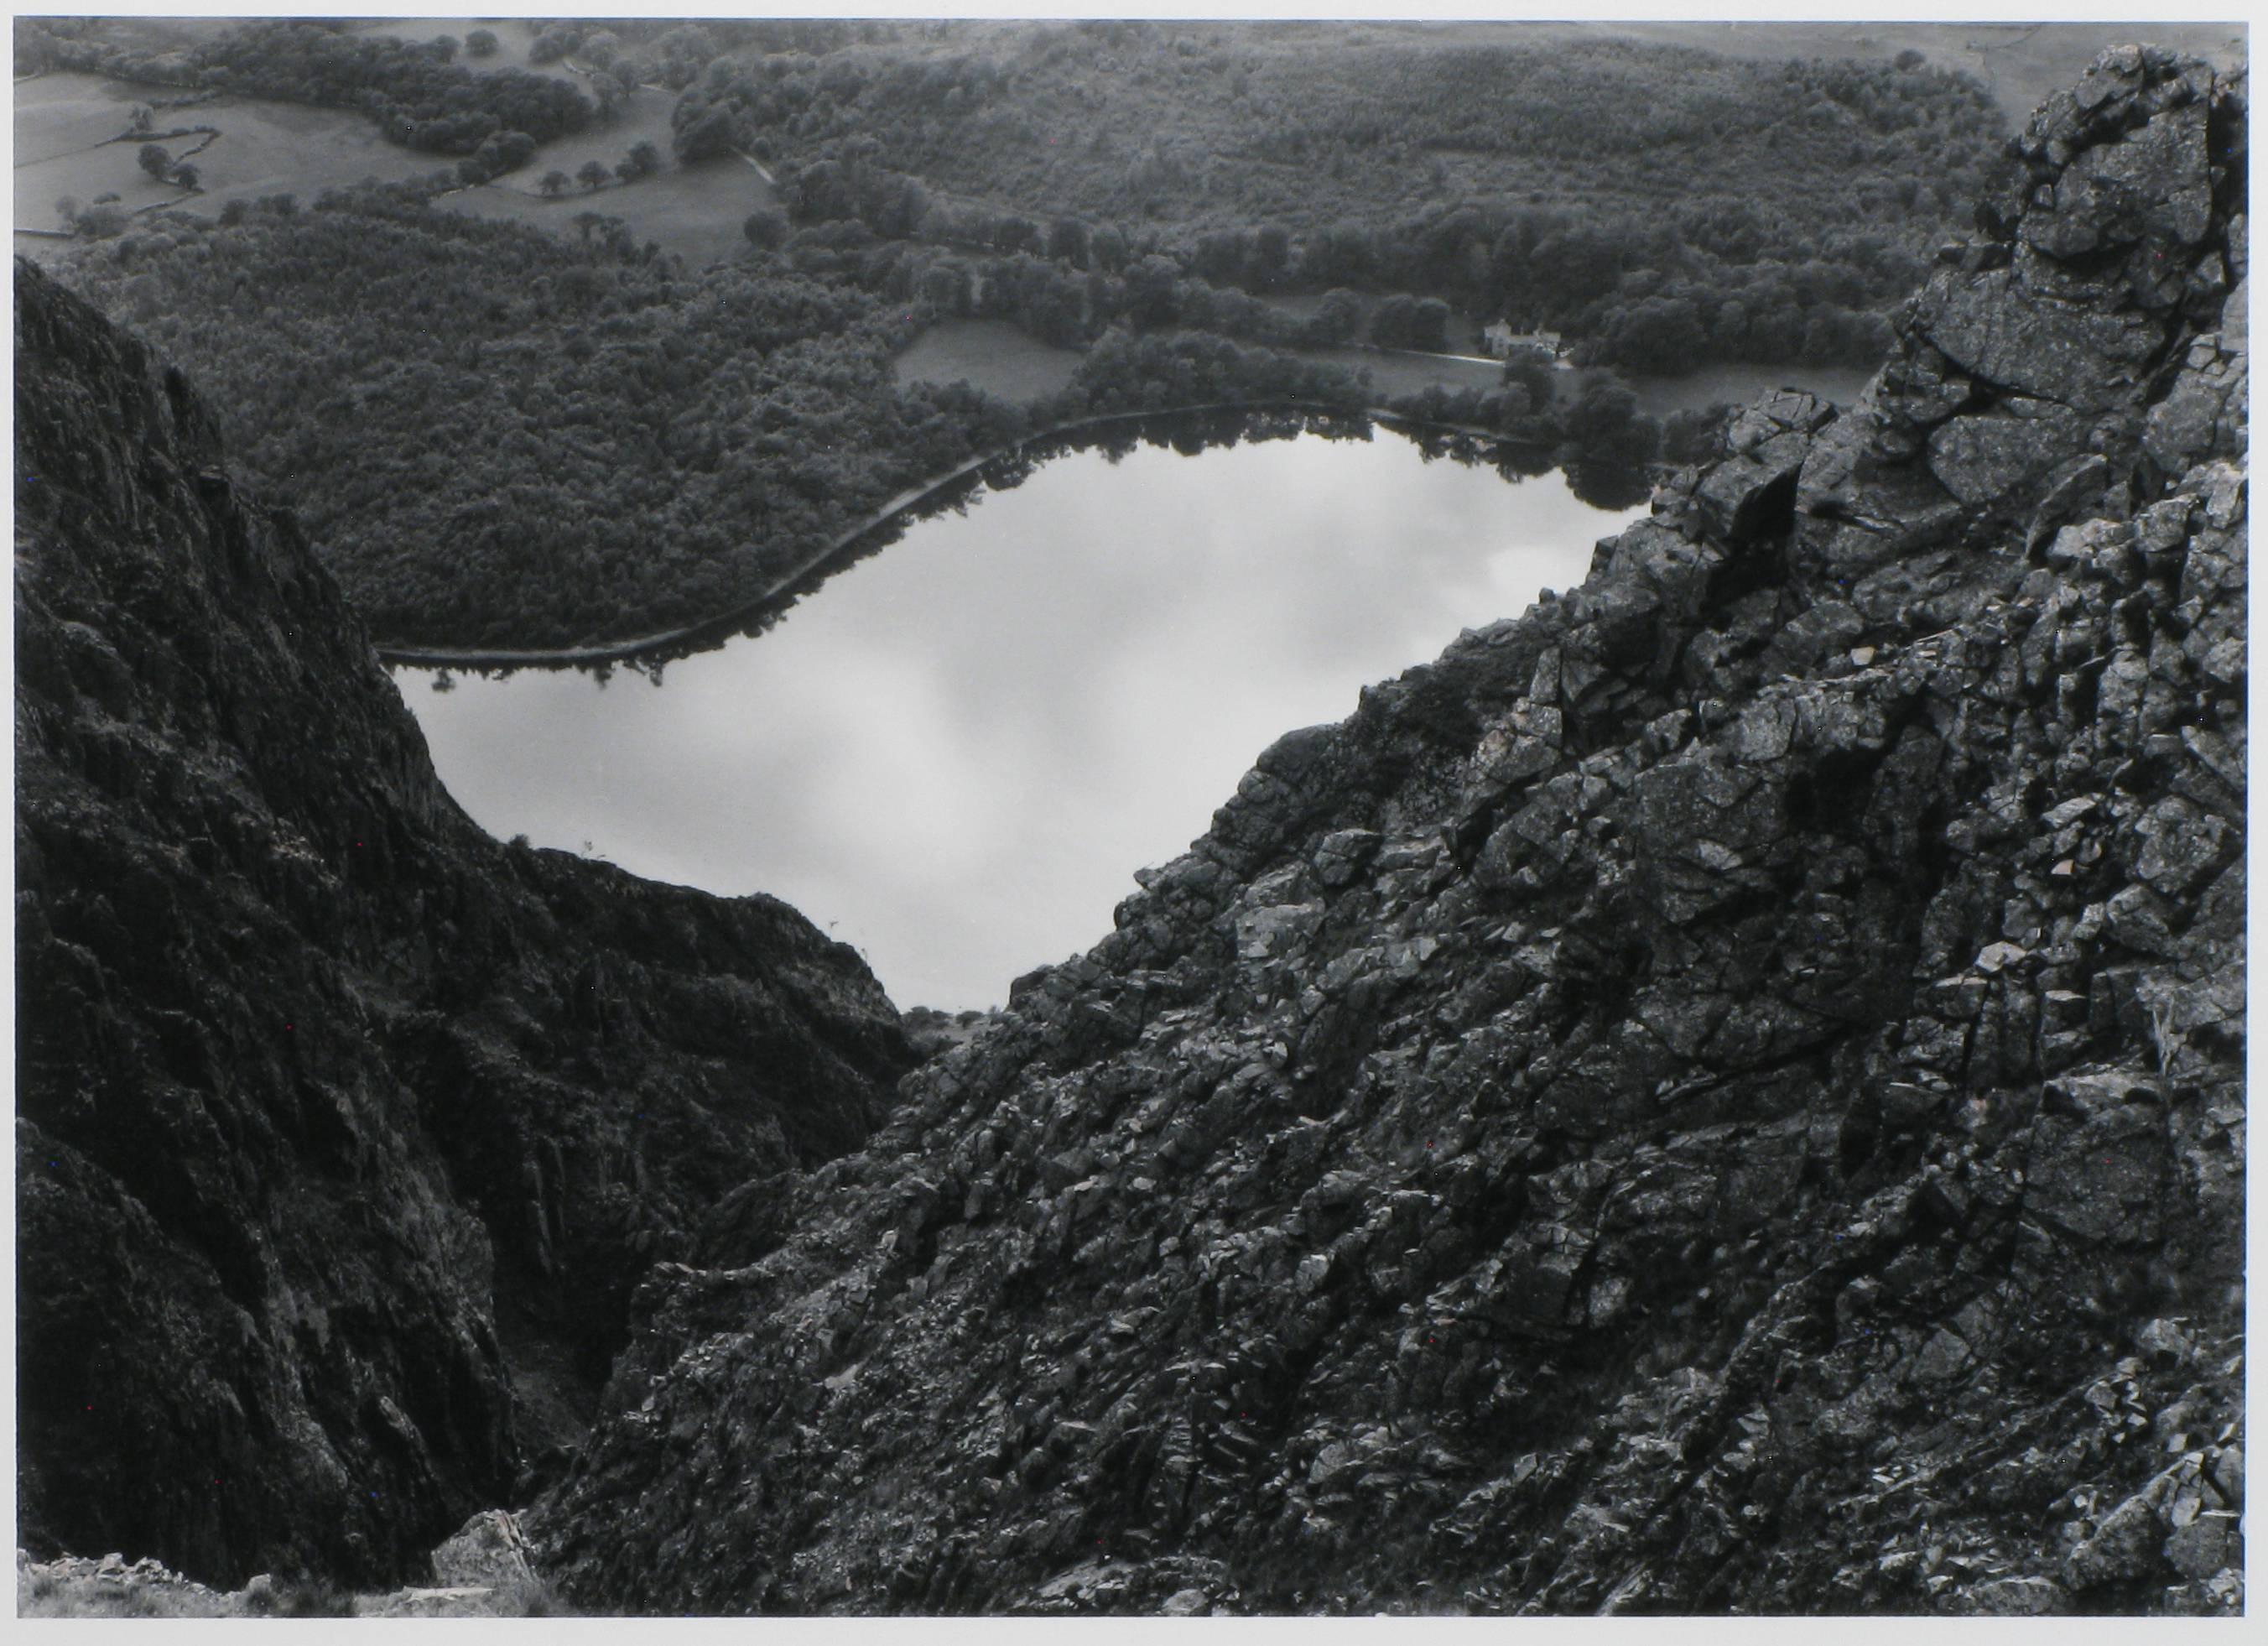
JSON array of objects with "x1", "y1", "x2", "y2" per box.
[{"x1": 1927, "y1": 409, "x2": 2090, "y2": 505}]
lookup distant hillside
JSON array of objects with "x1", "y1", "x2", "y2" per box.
[
  {"x1": 681, "y1": 19, "x2": 2008, "y2": 359},
  {"x1": 689, "y1": 22, "x2": 2005, "y2": 234}
]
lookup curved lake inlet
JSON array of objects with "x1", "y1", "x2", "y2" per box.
[{"x1": 395, "y1": 415, "x2": 1647, "y2": 1010}]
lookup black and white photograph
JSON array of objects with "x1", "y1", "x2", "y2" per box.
[{"x1": 9, "y1": 4, "x2": 2250, "y2": 1621}]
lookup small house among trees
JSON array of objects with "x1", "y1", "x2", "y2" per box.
[{"x1": 1484, "y1": 320, "x2": 1562, "y2": 360}]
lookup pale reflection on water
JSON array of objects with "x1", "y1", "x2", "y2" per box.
[{"x1": 397, "y1": 427, "x2": 1646, "y2": 1010}]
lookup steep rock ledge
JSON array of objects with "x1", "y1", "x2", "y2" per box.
[
  {"x1": 13, "y1": 263, "x2": 915, "y2": 1587},
  {"x1": 533, "y1": 49, "x2": 2245, "y2": 1617}
]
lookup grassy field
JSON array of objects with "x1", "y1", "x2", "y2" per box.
[
  {"x1": 13, "y1": 75, "x2": 195, "y2": 229},
  {"x1": 444, "y1": 151, "x2": 770, "y2": 268},
  {"x1": 351, "y1": 14, "x2": 783, "y2": 266},
  {"x1": 13, "y1": 65, "x2": 772, "y2": 270},
  {"x1": 13, "y1": 68, "x2": 148, "y2": 164},
  {"x1": 454, "y1": 82, "x2": 775, "y2": 268},
  {"x1": 1289, "y1": 344, "x2": 1501, "y2": 401},
  {"x1": 13, "y1": 70, "x2": 437, "y2": 242},
  {"x1": 891, "y1": 317, "x2": 1084, "y2": 402},
  {"x1": 1256, "y1": 294, "x2": 1489, "y2": 356}
]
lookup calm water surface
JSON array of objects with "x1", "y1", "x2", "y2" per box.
[{"x1": 398, "y1": 424, "x2": 1645, "y2": 1009}]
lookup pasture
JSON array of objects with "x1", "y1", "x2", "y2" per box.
[
  {"x1": 1287, "y1": 345, "x2": 1503, "y2": 402},
  {"x1": 13, "y1": 70, "x2": 146, "y2": 164},
  {"x1": 14, "y1": 65, "x2": 774, "y2": 272},
  {"x1": 445, "y1": 153, "x2": 771, "y2": 269},
  {"x1": 891, "y1": 319, "x2": 1084, "y2": 403},
  {"x1": 1255, "y1": 294, "x2": 1489, "y2": 357},
  {"x1": 13, "y1": 71, "x2": 438, "y2": 247},
  {"x1": 455, "y1": 84, "x2": 781, "y2": 267}
]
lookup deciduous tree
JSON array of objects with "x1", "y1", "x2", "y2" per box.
[{"x1": 741, "y1": 209, "x2": 788, "y2": 250}]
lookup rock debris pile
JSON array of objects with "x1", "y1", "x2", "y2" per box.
[{"x1": 15, "y1": 1509, "x2": 557, "y2": 1618}]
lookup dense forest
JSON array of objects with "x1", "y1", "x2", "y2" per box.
[
  {"x1": 677, "y1": 22, "x2": 2008, "y2": 369},
  {"x1": 57, "y1": 193, "x2": 1007, "y2": 647},
  {"x1": 57, "y1": 184, "x2": 1688, "y2": 649},
  {"x1": 508, "y1": 16, "x2": 881, "y2": 88},
  {"x1": 769, "y1": 146, "x2": 1903, "y2": 373}
]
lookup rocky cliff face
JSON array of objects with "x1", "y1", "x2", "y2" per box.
[
  {"x1": 533, "y1": 49, "x2": 2245, "y2": 1616},
  {"x1": 14, "y1": 263, "x2": 914, "y2": 1588}
]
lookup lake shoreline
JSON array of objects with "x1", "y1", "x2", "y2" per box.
[{"x1": 376, "y1": 398, "x2": 1575, "y2": 674}]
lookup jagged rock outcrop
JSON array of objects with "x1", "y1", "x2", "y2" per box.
[
  {"x1": 14, "y1": 263, "x2": 915, "y2": 1588},
  {"x1": 533, "y1": 49, "x2": 2245, "y2": 1616}
]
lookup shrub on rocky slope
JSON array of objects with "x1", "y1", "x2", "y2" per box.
[{"x1": 530, "y1": 46, "x2": 2245, "y2": 1616}]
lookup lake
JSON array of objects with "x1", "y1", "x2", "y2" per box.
[{"x1": 396, "y1": 417, "x2": 1647, "y2": 1012}]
